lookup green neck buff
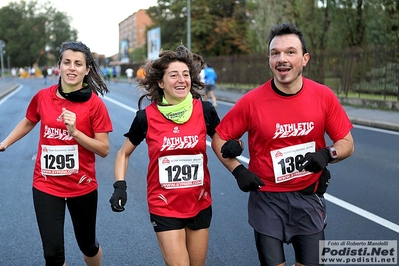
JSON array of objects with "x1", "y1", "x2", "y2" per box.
[{"x1": 157, "y1": 93, "x2": 193, "y2": 124}]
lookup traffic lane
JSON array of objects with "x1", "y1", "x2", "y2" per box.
[
  {"x1": 326, "y1": 127, "x2": 399, "y2": 229},
  {"x1": 0, "y1": 82, "x2": 49, "y2": 265},
  {"x1": 324, "y1": 200, "x2": 398, "y2": 239},
  {"x1": 0, "y1": 136, "x2": 43, "y2": 266},
  {"x1": 206, "y1": 151, "x2": 260, "y2": 265}
]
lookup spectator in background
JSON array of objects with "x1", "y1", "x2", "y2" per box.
[
  {"x1": 112, "y1": 66, "x2": 118, "y2": 83},
  {"x1": 135, "y1": 67, "x2": 146, "y2": 94},
  {"x1": 11, "y1": 67, "x2": 17, "y2": 80},
  {"x1": 125, "y1": 67, "x2": 134, "y2": 86},
  {"x1": 47, "y1": 67, "x2": 53, "y2": 82},
  {"x1": 107, "y1": 67, "x2": 113, "y2": 83},
  {"x1": 136, "y1": 66, "x2": 145, "y2": 81},
  {"x1": 19, "y1": 67, "x2": 25, "y2": 78},
  {"x1": 103, "y1": 67, "x2": 110, "y2": 82},
  {"x1": 30, "y1": 66, "x2": 36, "y2": 78},
  {"x1": 54, "y1": 67, "x2": 60, "y2": 79},
  {"x1": 42, "y1": 66, "x2": 48, "y2": 84},
  {"x1": 199, "y1": 67, "x2": 205, "y2": 84},
  {"x1": 203, "y1": 63, "x2": 218, "y2": 108}
]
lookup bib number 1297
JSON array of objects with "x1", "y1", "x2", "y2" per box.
[{"x1": 158, "y1": 154, "x2": 204, "y2": 189}]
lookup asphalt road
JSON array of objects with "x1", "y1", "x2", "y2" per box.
[{"x1": 0, "y1": 79, "x2": 398, "y2": 266}]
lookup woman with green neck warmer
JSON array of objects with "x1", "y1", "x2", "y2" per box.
[{"x1": 109, "y1": 45, "x2": 242, "y2": 266}]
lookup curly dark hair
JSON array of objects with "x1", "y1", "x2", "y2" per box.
[
  {"x1": 137, "y1": 45, "x2": 205, "y2": 109},
  {"x1": 58, "y1": 41, "x2": 109, "y2": 96}
]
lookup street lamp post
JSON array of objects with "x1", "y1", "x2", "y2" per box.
[
  {"x1": 0, "y1": 40, "x2": 5, "y2": 79},
  {"x1": 187, "y1": 0, "x2": 191, "y2": 51}
]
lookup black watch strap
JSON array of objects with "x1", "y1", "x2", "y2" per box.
[{"x1": 325, "y1": 146, "x2": 338, "y2": 162}]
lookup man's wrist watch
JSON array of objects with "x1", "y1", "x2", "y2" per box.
[{"x1": 325, "y1": 146, "x2": 338, "y2": 162}]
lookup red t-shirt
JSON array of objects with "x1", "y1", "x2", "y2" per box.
[
  {"x1": 26, "y1": 85, "x2": 113, "y2": 197},
  {"x1": 145, "y1": 100, "x2": 212, "y2": 218},
  {"x1": 216, "y1": 77, "x2": 353, "y2": 192}
]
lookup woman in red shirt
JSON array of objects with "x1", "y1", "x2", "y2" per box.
[
  {"x1": 110, "y1": 45, "x2": 229, "y2": 266},
  {"x1": 0, "y1": 41, "x2": 112, "y2": 266}
]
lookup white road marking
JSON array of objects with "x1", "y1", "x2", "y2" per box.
[{"x1": 0, "y1": 85, "x2": 23, "y2": 106}]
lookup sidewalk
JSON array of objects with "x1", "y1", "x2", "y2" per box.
[
  {"x1": 1, "y1": 79, "x2": 398, "y2": 132},
  {"x1": 0, "y1": 80, "x2": 20, "y2": 99}
]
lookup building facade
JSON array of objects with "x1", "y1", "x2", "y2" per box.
[{"x1": 119, "y1": 9, "x2": 153, "y2": 63}]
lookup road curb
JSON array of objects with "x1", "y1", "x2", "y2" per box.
[
  {"x1": 350, "y1": 118, "x2": 399, "y2": 132},
  {"x1": 0, "y1": 83, "x2": 20, "y2": 99}
]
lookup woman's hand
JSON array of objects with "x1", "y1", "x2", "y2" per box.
[{"x1": 61, "y1": 107, "x2": 77, "y2": 136}]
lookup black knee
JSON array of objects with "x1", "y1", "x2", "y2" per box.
[
  {"x1": 44, "y1": 248, "x2": 65, "y2": 266},
  {"x1": 254, "y1": 230, "x2": 285, "y2": 266},
  {"x1": 81, "y1": 243, "x2": 100, "y2": 257},
  {"x1": 293, "y1": 230, "x2": 325, "y2": 265}
]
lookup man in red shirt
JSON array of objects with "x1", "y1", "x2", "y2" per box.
[{"x1": 212, "y1": 23, "x2": 354, "y2": 266}]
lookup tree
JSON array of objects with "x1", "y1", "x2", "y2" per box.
[
  {"x1": 327, "y1": 0, "x2": 367, "y2": 48},
  {"x1": 145, "y1": 0, "x2": 398, "y2": 58},
  {"x1": 249, "y1": 0, "x2": 275, "y2": 54},
  {"x1": 365, "y1": 0, "x2": 399, "y2": 45},
  {"x1": 210, "y1": 0, "x2": 251, "y2": 56},
  {"x1": 0, "y1": 0, "x2": 77, "y2": 67},
  {"x1": 147, "y1": 0, "x2": 251, "y2": 56},
  {"x1": 294, "y1": 0, "x2": 332, "y2": 83},
  {"x1": 131, "y1": 46, "x2": 147, "y2": 63},
  {"x1": 147, "y1": 0, "x2": 188, "y2": 51},
  {"x1": 45, "y1": 6, "x2": 78, "y2": 60}
]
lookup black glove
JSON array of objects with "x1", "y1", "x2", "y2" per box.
[
  {"x1": 297, "y1": 149, "x2": 330, "y2": 173},
  {"x1": 221, "y1": 140, "x2": 244, "y2": 158},
  {"x1": 232, "y1": 165, "x2": 265, "y2": 192},
  {"x1": 109, "y1": 180, "x2": 127, "y2": 212}
]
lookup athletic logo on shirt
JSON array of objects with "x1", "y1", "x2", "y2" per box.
[
  {"x1": 273, "y1": 122, "x2": 314, "y2": 139},
  {"x1": 160, "y1": 135, "x2": 199, "y2": 151},
  {"x1": 43, "y1": 125, "x2": 73, "y2": 141}
]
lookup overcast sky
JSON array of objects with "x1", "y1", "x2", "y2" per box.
[{"x1": 0, "y1": 0, "x2": 158, "y2": 57}]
